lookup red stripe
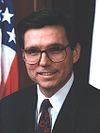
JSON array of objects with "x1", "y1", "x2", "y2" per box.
[{"x1": 1, "y1": 55, "x2": 19, "y2": 98}]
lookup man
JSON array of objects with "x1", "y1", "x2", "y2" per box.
[{"x1": 0, "y1": 8, "x2": 100, "y2": 133}]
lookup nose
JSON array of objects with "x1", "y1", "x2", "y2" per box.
[{"x1": 39, "y1": 52, "x2": 51, "y2": 66}]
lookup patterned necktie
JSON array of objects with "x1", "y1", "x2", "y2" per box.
[{"x1": 37, "y1": 99, "x2": 52, "y2": 133}]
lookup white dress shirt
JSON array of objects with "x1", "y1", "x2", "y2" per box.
[{"x1": 36, "y1": 72, "x2": 74, "y2": 130}]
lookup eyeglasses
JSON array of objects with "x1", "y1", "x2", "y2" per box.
[{"x1": 23, "y1": 44, "x2": 70, "y2": 65}]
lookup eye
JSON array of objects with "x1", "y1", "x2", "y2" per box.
[
  {"x1": 48, "y1": 45, "x2": 64, "y2": 53},
  {"x1": 25, "y1": 47, "x2": 40, "y2": 55}
]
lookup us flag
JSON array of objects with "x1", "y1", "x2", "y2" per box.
[{"x1": 0, "y1": 0, "x2": 19, "y2": 99}]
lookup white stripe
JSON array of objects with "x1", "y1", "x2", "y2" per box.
[
  {"x1": 89, "y1": 0, "x2": 100, "y2": 89},
  {"x1": 2, "y1": 45, "x2": 15, "y2": 83},
  {"x1": 0, "y1": 29, "x2": 2, "y2": 84}
]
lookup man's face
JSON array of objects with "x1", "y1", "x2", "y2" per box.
[{"x1": 23, "y1": 26, "x2": 80, "y2": 97}]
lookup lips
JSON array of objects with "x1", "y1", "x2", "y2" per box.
[
  {"x1": 37, "y1": 70, "x2": 57, "y2": 77},
  {"x1": 39, "y1": 72, "x2": 55, "y2": 76}
]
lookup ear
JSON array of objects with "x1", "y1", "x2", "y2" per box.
[
  {"x1": 21, "y1": 49, "x2": 25, "y2": 61},
  {"x1": 72, "y1": 42, "x2": 81, "y2": 64}
]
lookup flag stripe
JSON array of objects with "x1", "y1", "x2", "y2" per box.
[
  {"x1": 4, "y1": 55, "x2": 19, "y2": 96},
  {"x1": 2, "y1": 44, "x2": 16, "y2": 82}
]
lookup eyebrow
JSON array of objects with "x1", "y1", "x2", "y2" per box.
[
  {"x1": 47, "y1": 43, "x2": 65, "y2": 47},
  {"x1": 24, "y1": 43, "x2": 65, "y2": 50}
]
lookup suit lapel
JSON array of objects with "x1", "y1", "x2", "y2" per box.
[{"x1": 52, "y1": 78, "x2": 86, "y2": 133}]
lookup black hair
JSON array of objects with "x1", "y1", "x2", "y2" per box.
[{"x1": 17, "y1": 8, "x2": 79, "y2": 49}]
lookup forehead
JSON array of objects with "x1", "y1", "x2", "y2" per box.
[{"x1": 24, "y1": 26, "x2": 69, "y2": 48}]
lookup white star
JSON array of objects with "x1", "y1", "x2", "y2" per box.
[
  {"x1": 1, "y1": 0, "x2": 4, "y2": 3},
  {"x1": 2, "y1": 7, "x2": 14, "y2": 24},
  {"x1": 7, "y1": 28, "x2": 16, "y2": 43}
]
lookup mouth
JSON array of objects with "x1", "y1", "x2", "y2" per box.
[{"x1": 38, "y1": 71, "x2": 57, "y2": 77}]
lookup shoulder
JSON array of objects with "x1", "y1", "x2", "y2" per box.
[
  {"x1": 0, "y1": 84, "x2": 37, "y2": 122},
  {"x1": 0, "y1": 84, "x2": 37, "y2": 132},
  {"x1": 83, "y1": 83, "x2": 100, "y2": 105},
  {"x1": 87, "y1": 84, "x2": 100, "y2": 132},
  {"x1": 88, "y1": 84, "x2": 100, "y2": 106},
  {"x1": 88, "y1": 84, "x2": 100, "y2": 102},
  {"x1": 0, "y1": 84, "x2": 37, "y2": 109}
]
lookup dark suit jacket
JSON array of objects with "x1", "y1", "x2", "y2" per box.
[{"x1": 0, "y1": 77, "x2": 100, "y2": 133}]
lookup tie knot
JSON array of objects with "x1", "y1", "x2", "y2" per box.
[{"x1": 40, "y1": 99, "x2": 52, "y2": 112}]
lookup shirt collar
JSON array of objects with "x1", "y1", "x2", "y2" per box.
[{"x1": 37, "y1": 72, "x2": 74, "y2": 114}]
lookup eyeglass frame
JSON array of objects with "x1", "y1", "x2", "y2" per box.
[{"x1": 22, "y1": 44, "x2": 70, "y2": 65}]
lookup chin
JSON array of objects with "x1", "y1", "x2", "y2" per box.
[
  {"x1": 39, "y1": 84, "x2": 53, "y2": 90},
  {"x1": 38, "y1": 81, "x2": 57, "y2": 90}
]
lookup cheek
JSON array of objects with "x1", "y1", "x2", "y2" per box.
[
  {"x1": 60, "y1": 56, "x2": 73, "y2": 77},
  {"x1": 25, "y1": 64, "x2": 37, "y2": 81}
]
